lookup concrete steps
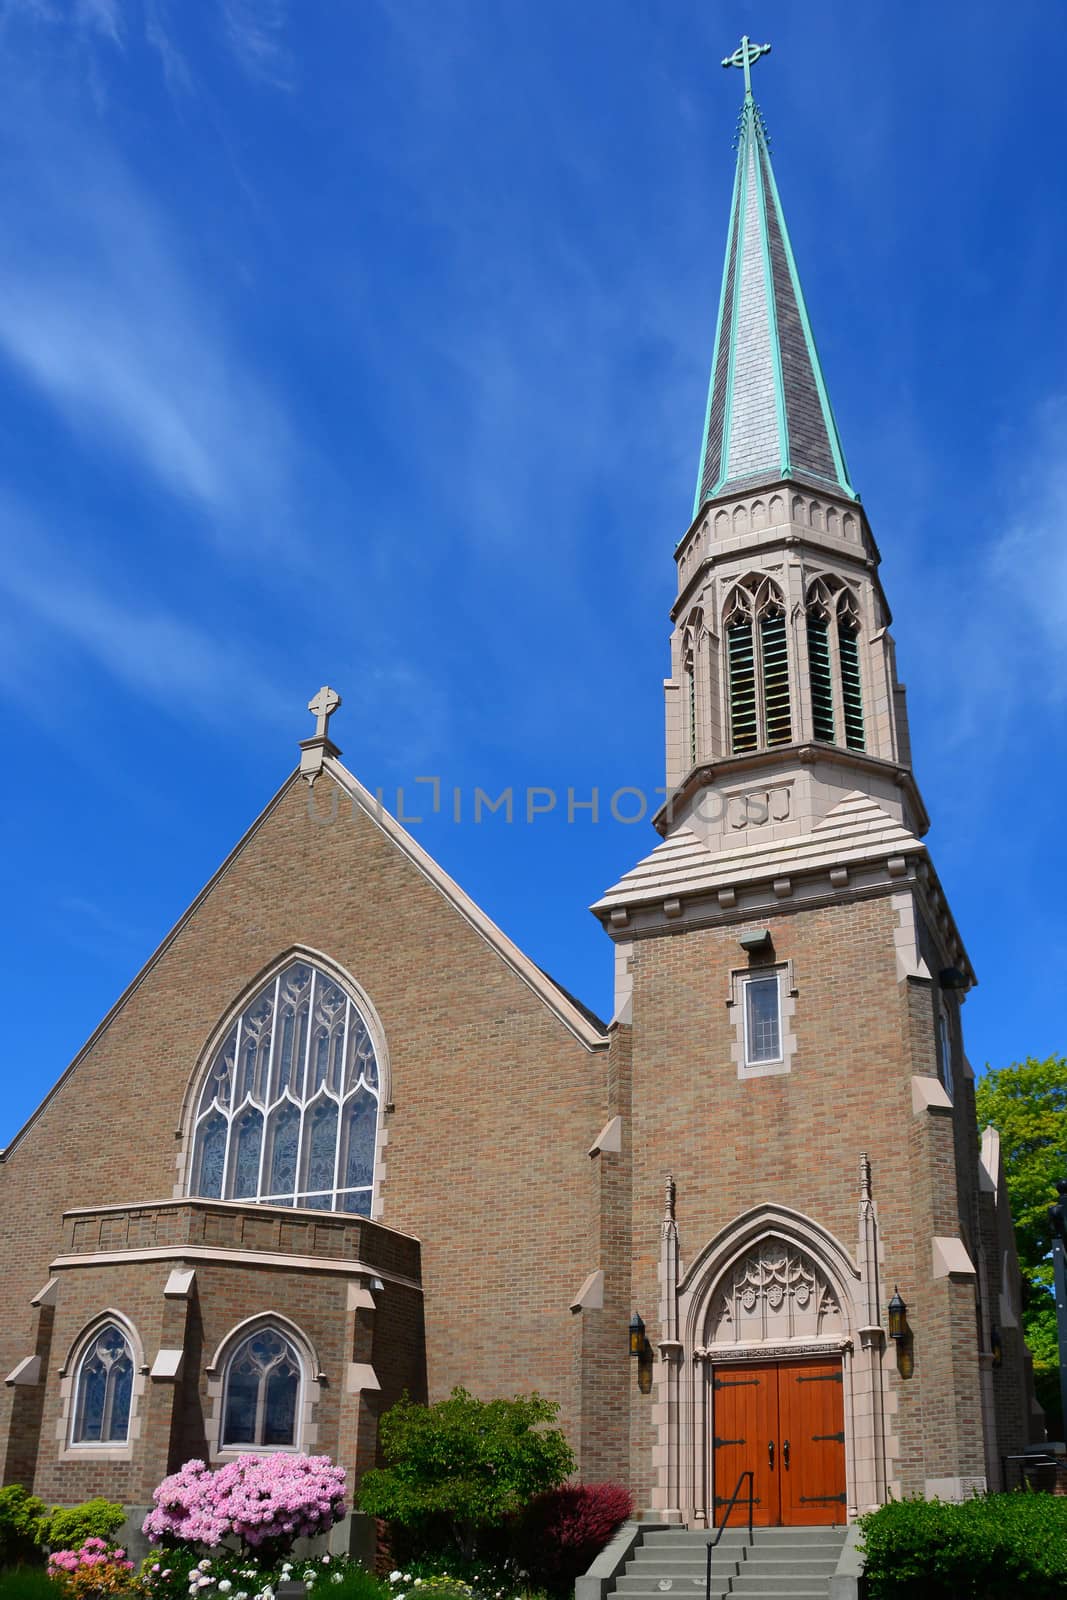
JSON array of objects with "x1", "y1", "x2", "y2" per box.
[{"x1": 608, "y1": 1525, "x2": 847, "y2": 1600}]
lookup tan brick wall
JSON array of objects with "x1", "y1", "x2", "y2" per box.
[
  {"x1": 620, "y1": 889, "x2": 992, "y2": 1505},
  {"x1": 0, "y1": 772, "x2": 608, "y2": 1498}
]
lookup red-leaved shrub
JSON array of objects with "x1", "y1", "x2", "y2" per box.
[{"x1": 517, "y1": 1483, "x2": 633, "y2": 1594}]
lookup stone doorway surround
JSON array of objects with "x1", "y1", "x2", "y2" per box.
[{"x1": 651, "y1": 1172, "x2": 889, "y2": 1525}]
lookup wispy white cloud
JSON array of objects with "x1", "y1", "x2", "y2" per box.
[
  {"x1": 988, "y1": 398, "x2": 1067, "y2": 670},
  {"x1": 219, "y1": 0, "x2": 292, "y2": 89},
  {"x1": 0, "y1": 503, "x2": 289, "y2": 729},
  {"x1": 0, "y1": 102, "x2": 294, "y2": 540},
  {"x1": 76, "y1": 0, "x2": 121, "y2": 45}
]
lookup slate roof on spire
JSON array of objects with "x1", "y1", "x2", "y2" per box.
[{"x1": 694, "y1": 90, "x2": 856, "y2": 511}]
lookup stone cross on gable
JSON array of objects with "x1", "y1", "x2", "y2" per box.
[
  {"x1": 308, "y1": 685, "x2": 341, "y2": 739},
  {"x1": 721, "y1": 33, "x2": 771, "y2": 98}
]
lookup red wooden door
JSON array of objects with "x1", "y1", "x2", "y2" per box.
[
  {"x1": 711, "y1": 1364, "x2": 777, "y2": 1526},
  {"x1": 712, "y1": 1359, "x2": 845, "y2": 1526},
  {"x1": 777, "y1": 1359, "x2": 847, "y2": 1525}
]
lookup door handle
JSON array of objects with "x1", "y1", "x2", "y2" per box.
[
  {"x1": 768, "y1": 1440, "x2": 774, "y2": 1469},
  {"x1": 783, "y1": 1439, "x2": 790, "y2": 1470}
]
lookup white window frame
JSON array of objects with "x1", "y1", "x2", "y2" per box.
[
  {"x1": 59, "y1": 1313, "x2": 144, "y2": 1462},
  {"x1": 205, "y1": 1315, "x2": 322, "y2": 1463},
  {"x1": 728, "y1": 958, "x2": 797, "y2": 1081},
  {"x1": 743, "y1": 972, "x2": 783, "y2": 1067},
  {"x1": 219, "y1": 1325, "x2": 304, "y2": 1452}
]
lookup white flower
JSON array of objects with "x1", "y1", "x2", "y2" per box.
[
  {"x1": 331, "y1": 1578, "x2": 344, "y2": 1587},
  {"x1": 218, "y1": 1585, "x2": 232, "y2": 1595},
  {"x1": 390, "y1": 1573, "x2": 403, "y2": 1584},
  {"x1": 200, "y1": 1560, "x2": 214, "y2": 1573}
]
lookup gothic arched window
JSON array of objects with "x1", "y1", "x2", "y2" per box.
[
  {"x1": 724, "y1": 577, "x2": 791, "y2": 754},
  {"x1": 189, "y1": 959, "x2": 382, "y2": 1215},
  {"x1": 805, "y1": 579, "x2": 866, "y2": 752},
  {"x1": 71, "y1": 1322, "x2": 134, "y2": 1445},
  {"x1": 220, "y1": 1326, "x2": 303, "y2": 1449}
]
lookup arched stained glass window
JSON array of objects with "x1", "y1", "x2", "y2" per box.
[
  {"x1": 72, "y1": 1323, "x2": 134, "y2": 1445},
  {"x1": 221, "y1": 1326, "x2": 302, "y2": 1449},
  {"x1": 190, "y1": 960, "x2": 382, "y2": 1215}
]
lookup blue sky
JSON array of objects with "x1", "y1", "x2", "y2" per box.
[{"x1": 1, "y1": 0, "x2": 1064, "y2": 1146}]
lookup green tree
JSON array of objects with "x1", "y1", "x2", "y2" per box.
[
  {"x1": 976, "y1": 1054, "x2": 1067, "y2": 1434},
  {"x1": 358, "y1": 1388, "x2": 575, "y2": 1562}
]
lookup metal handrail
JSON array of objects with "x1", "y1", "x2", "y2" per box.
[{"x1": 704, "y1": 1470, "x2": 754, "y2": 1600}]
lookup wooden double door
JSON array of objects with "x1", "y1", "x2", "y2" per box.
[{"x1": 712, "y1": 1358, "x2": 846, "y2": 1526}]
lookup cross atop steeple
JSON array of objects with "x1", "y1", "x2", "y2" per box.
[
  {"x1": 300, "y1": 684, "x2": 343, "y2": 786},
  {"x1": 308, "y1": 685, "x2": 342, "y2": 739},
  {"x1": 721, "y1": 34, "x2": 771, "y2": 99}
]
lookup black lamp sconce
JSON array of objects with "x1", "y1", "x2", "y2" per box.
[
  {"x1": 888, "y1": 1287, "x2": 914, "y2": 1379},
  {"x1": 629, "y1": 1312, "x2": 655, "y2": 1394}
]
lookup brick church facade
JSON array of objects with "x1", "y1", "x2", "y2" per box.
[{"x1": 0, "y1": 44, "x2": 1038, "y2": 1539}]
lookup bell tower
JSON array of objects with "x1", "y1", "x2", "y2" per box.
[{"x1": 590, "y1": 37, "x2": 1035, "y2": 1522}]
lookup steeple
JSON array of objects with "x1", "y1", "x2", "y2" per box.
[{"x1": 695, "y1": 38, "x2": 855, "y2": 512}]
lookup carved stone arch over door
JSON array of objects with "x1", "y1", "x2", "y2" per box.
[
  {"x1": 706, "y1": 1237, "x2": 844, "y2": 1349},
  {"x1": 654, "y1": 1202, "x2": 889, "y2": 1530}
]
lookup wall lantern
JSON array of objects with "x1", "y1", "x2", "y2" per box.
[
  {"x1": 887, "y1": 1288, "x2": 908, "y2": 1343},
  {"x1": 991, "y1": 1328, "x2": 1003, "y2": 1369},
  {"x1": 629, "y1": 1312, "x2": 654, "y2": 1394}
]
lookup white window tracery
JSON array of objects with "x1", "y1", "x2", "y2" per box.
[
  {"x1": 220, "y1": 1326, "x2": 303, "y2": 1450},
  {"x1": 190, "y1": 959, "x2": 381, "y2": 1214},
  {"x1": 71, "y1": 1322, "x2": 134, "y2": 1445}
]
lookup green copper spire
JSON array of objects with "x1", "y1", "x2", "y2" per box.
[{"x1": 694, "y1": 38, "x2": 856, "y2": 514}]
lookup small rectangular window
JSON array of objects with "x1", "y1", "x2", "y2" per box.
[{"x1": 744, "y1": 975, "x2": 782, "y2": 1065}]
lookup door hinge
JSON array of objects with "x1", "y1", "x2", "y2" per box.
[
  {"x1": 712, "y1": 1436, "x2": 746, "y2": 1449},
  {"x1": 799, "y1": 1493, "x2": 847, "y2": 1504},
  {"x1": 713, "y1": 1377, "x2": 761, "y2": 1389},
  {"x1": 796, "y1": 1371, "x2": 843, "y2": 1384},
  {"x1": 812, "y1": 1431, "x2": 845, "y2": 1443}
]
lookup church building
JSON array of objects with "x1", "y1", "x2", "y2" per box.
[{"x1": 0, "y1": 38, "x2": 1037, "y2": 1539}]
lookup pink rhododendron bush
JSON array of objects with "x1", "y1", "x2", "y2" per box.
[
  {"x1": 144, "y1": 1454, "x2": 347, "y2": 1555},
  {"x1": 47, "y1": 1536, "x2": 136, "y2": 1597}
]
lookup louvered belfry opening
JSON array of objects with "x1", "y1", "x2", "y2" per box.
[
  {"x1": 837, "y1": 595, "x2": 866, "y2": 751},
  {"x1": 724, "y1": 577, "x2": 790, "y2": 755},
  {"x1": 759, "y1": 602, "x2": 791, "y2": 745},
  {"x1": 726, "y1": 616, "x2": 758, "y2": 752},
  {"x1": 806, "y1": 581, "x2": 835, "y2": 743}
]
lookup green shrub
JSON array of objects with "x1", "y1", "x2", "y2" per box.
[
  {"x1": 37, "y1": 1500, "x2": 125, "y2": 1553},
  {"x1": 0, "y1": 1486, "x2": 46, "y2": 1568},
  {"x1": 859, "y1": 1492, "x2": 1067, "y2": 1599},
  {"x1": 359, "y1": 1388, "x2": 574, "y2": 1564}
]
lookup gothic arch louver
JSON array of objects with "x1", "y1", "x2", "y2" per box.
[
  {"x1": 724, "y1": 576, "x2": 791, "y2": 754},
  {"x1": 806, "y1": 578, "x2": 865, "y2": 752},
  {"x1": 189, "y1": 958, "x2": 382, "y2": 1215}
]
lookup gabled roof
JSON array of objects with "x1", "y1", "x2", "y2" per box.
[
  {"x1": 323, "y1": 757, "x2": 608, "y2": 1045},
  {"x1": 694, "y1": 89, "x2": 855, "y2": 511},
  {"x1": 592, "y1": 792, "x2": 923, "y2": 915},
  {"x1": 2, "y1": 762, "x2": 607, "y2": 1160}
]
